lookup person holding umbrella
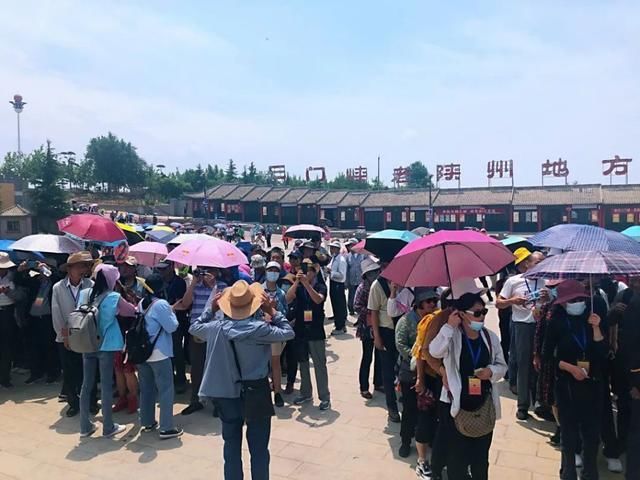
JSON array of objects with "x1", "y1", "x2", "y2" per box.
[{"x1": 542, "y1": 280, "x2": 607, "y2": 480}]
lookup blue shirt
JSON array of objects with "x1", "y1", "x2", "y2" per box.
[
  {"x1": 78, "y1": 289, "x2": 124, "y2": 352},
  {"x1": 189, "y1": 309, "x2": 294, "y2": 399},
  {"x1": 141, "y1": 299, "x2": 179, "y2": 358}
]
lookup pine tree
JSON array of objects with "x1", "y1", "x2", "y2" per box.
[
  {"x1": 225, "y1": 159, "x2": 237, "y2": 182},
  {"x1": 30, "y1": 141, "x2": 67, "y2": 232}
]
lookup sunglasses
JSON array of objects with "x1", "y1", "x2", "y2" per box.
[
  {"x1": 465, "y1": 308, "x2": 488, "y2": 318},
  {"x1": 423, "y1": 298, "x2": 438, "y2": 304}
]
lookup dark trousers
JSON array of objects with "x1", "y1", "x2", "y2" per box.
[
  {"x1": 498, "y1": 307, "x2": 512, "y2": 366},
  {"x1": 284, "y1": 339, "x2": 298, "y2": 387},
  {"x1": 445, "y1": 403, "x2": 493, "y2": 480},
  {"x1": 378, "y1": 326, "x2": 399, "y2": 414},
  {"x1": 266, "y1": 234, "x2": 272, "y2": 248},
  {"x1": 513, "y1": 322, "x2": 536, "y2": 411},
  {"x1": 627, "y1": 398, "x2": 640, "y2": 480},
  {"x1": 604, "y1": 355, "x2": 632, "y2": 455},
  {"x1": 329, "y1": 280, "x2": 347, "y2": 330},
  {"x1": 172, "y1": 316, "x2": 188, "y2": 386},
  {"x1": 400, "y1": 381, "x2": 418, "y2": 444},
  {"x1": 601, "y1": 357, "x2": 623, "y2": 458},
  {"x1": 430, "y1": 400, "x2": 450, "y2": 478},
  {"x1": 189, "y1": 339, "x2": 206, "y2": 404},
  {"x1": 0, "y1": 306, "x2": 15, "y2": 384},
  {"x1": 479, "y1": 276, "x2": 493, "y2": 301},
  {"x1": 359, "y1": 336, "x2": 382, "y2": 392},
  {"x1": 59, "y1": 344, "x2": 96, "y2": 409},
  {"x1": 347, "y1": 285, "x2": 357, "y2": 315},
  {"x1": 28, "y1": 315, "x2": 59, "y2": 379},
  {"x1": 214, "y1": 397, "x2": 271, "y2": 480},
  {"x1": 556, "y1": 378, "x2": 602, "y2": 480}
]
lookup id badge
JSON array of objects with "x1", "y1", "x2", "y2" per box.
[
  {"x1": 577, "y1": 360, "x2": 590, "y2": 375},
  {"x1": 33, "y1": 295, "x2": 45, "y2": 308},
  {"x1": 304, "y1": 310, "x2": 313, "y2": 323},
  {"x1": 468, "y1": 377, "x2": 482, "y2": 396}
]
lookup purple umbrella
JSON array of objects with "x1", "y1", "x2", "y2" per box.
[
  {"x1": 383, "y1": 230, "x2": 515, "y2": 287},
  {"x1": 524, "y1": 251, "x2": 640, "y2": 280},
  {"x1": 528, "y1": 224, "x2": 640, "y2": 255}
]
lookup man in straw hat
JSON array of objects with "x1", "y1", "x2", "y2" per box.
[
  {"x1": 496, "y1": 247, "x2": 545, "y2": 421},
  {"x1": 189, "y1": 280, "x2": 294, "y2": 480},
  {"x1": 0, "y1": 252, "x2": 16, "y2": 388},
  {"x1": 52, "y1": 251, "x2": 95, "y2": 416}
]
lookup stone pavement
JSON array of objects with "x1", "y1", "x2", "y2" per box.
[{"x1": 0, "y1": 308, "x2": 620, "y2": 479}]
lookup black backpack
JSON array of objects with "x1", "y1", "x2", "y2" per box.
[{"x1": 124, "y1": 300, "x2": 160, "y2": 365}]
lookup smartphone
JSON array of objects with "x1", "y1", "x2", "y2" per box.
[
  {"x1": 301, "y1": 263, "x2": 308, "y2": 274},
  {"x1": 26, "y1": 260, "x2": 39, "y2": 269}
]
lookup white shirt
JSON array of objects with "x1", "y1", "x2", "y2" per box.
[
  {"x1": 66, "y1": 278, "x2": 82, "y2": 304},
  {"x1": 500, "y1": 274, "x2": 539, "y2": 323},
  {"x1": 330, "y1": 254, "x2": 348, "y2": 283},
  {"x1": 0, "y1": 272, "x2": 15, "y2": 307}
]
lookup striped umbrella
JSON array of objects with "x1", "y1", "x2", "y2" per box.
[
  {"x1": 524, "y1": 250, "x2": 640, "y2": 280},
  {"x1": 528, "y1": 224, "x2": 640, "y2": 255}
]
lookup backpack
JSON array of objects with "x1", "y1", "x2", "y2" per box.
[
  {"x1": 377, "y1": 277, "x2": 413, "y2": 326},
  {"x1": 67, "y1": 294, "x2": 108, "y2": 354},
  {"x1": 124, "y1": 300, "x2": 160, "y2": 365}
]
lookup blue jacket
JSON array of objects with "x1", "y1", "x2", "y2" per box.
[
  {"x1": 189, "y1": 308, "x2": 294, "y2": 399},
  {"x1": 79, "y1": 289, "x2": 123, "y2": 352},
  {"x1": 142, "y1": 299, "x2": 179, "y2": 358}
]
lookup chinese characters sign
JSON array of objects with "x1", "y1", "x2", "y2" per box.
[
  {"x1": 487, "y1": 160, "x2": 513, "y2": 186},
  {"x1": 346, "y1": 166, "x2": 368, "y2": 183},
  {"x1": 602, "y1": 156, "x2": 632, "y2": 184},
  {"x1": 541, "y1": 158, "x2": 569, "y2": 185},
  {"x1": 392, "y1": 167, "x2": 409, "y2": 188},
  {"x1": 436, "y1": 163, "x2": 461, "y2": 188},
  {"x1": 268, "y1": 165, "x2": 286, "y2": 182}
]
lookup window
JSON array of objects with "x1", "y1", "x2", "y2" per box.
[
  {"x1": 385, "y1": 212, "x2": 392, "y2": 223},
  {"x1": 340, "y1": 211, "x2": 346, "y2": 221},
  {"x1": 401, "y1": 211, "x2": 407, "y2": 222},
  {"x1": 410, "y1": 211, "x2": 415, "y2": 222},
  {"x1": 262, "y1": 206, "x2": 267, "y2": 216},
  {"x1": 627, "y1": 213, "x2": 635, "y2": 223},
  {"x1": 6, "y1": 220, "x2": 20, "y2": 233},
  {"x1": 354, "y1": 209, "x2": 359, "y2": 221},
  {"x1": 476, "y1": 214, "x2": 483, "y2": 223},
  {"x1": 513, "y1": 211, "x2": 520, "y2": 223},
  {"x1": 612, "y1": 213, "x2": 620, "y2": 224}
]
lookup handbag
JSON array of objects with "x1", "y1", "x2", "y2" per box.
[
  {"x1": 453, "y1": 328, "x2": 496, "y2": 437},
  {"x1": 230, "y1": 340, "x2": 275, "y2": 422},
  {"x1": 454, "y1": 395, "x2": 496, "y2": 437}
]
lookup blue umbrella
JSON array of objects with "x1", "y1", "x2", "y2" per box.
[
  {"x1": 0, "y1": 239, "x2": 14, "y2": 252},
  {"x1": 622, "y1": 225, "x2": 640, "y2": 241},
  {"x1": 528, "y1": 224, "x2": 640, "y2": 255},
  {"x1": 364, "y1": 229, "x2": 419, "y2": 262},
  {"x1": 501, "y1": 235, "x2": 533, "y2": 252},
  {"x1": 146, "y1": 230, "x2": 177, "y2": 244}
]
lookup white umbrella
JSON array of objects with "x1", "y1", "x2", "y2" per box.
[
  {"x1": 168, "y1": 233, "x2": 216, "y2": 246},
  {"x1": 12, "y1": 234, "x2": 83, "y2": 254}
]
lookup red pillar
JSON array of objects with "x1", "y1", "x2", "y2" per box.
[
  {"x1": 537, "y1": 206, "x2": 542, "y2": 232},
  {"x1": 383, "y1": 210, "x2": 388, "y2": 229},
  {"x1": 406, "y1": 208, "x2": 411, "y2": 230},
  {"x1": 509, "y1": 206, "x2": 514, "y2": 233},
  {"x1": 455, "y1": 209, "x2": 460, "y2": 230},
  {"x1": 598, "y1": 207, "x2": 605, "y2": 228},
  {"x1": 297, "y1": 205, "x2": 301, "y2": 224}
]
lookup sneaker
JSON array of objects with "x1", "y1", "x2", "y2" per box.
[
  {"x1": 416, "y1": 460, "x2": 432, "y2": 479},
  {"x1": 103, "y1": 423, "x2": 126, "y2": 438},
  {"x1": 159, "y1": 428, "x2": 184, "y2": 440},
  {"x1": 549, "y1": 426, "x2": 561, "y2": 447},
  {"x1": 606, "y1": 458, "x2": 623, "y2": 473},
  {"x1": 388, "y1": 411, "x2": 401, "y2": 423},
  {"x1": 293, "y1": 395, "x2": 312, "y2": 405},
  {"x1": 319, "y1": 400, "x2": 331, "y2": 411},
  {"x1": 80, "y1": 424, "x2": 97, "y2": 438},
  {"x1": 25, "y1": 375, "x2": 43, "y2": 385},
  {"x1": 360, "y1": 391, "x2": 373, "y2": 400},
  {"x1": 57, "y1": 394, "x2": 67, "y2": 403},
  {"x1": 65, "y1": 407, "x2": 79, "y2": 418},
  {"x1": 398, "y1": 442, "x2": 411, "y2": 458},
  {"x1": 575, "y1": 454, "x2": 583, "y2": 468},
  {"x1": 142, "y1": 421, "x2": 158, "y2": 433},
  {"x1": 181, "y1": 402, "x2": 204, "y2": 416},
  {"x1": 330, "y1": 328, "x2": 343, "y2": 336},
  {"x1": 516, "y1": 410, "x2": 529, "y2": 421},
  {"x1": 112, "y1": 396, "x2": 128, "y2": 413},
  {"x1": 274, "y1": 393, "x2": 285, "y2": 408},
  {"x1": 284, "y1": 383, "x2": 294, "y2": 395}
]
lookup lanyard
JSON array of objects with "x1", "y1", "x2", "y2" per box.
[
  {"x1": 524, "y1": 278, "x2": 538, "y2": 295},
  {"x1": 67, "y1": 284, "x2": 80, "y2": 303},
  {"x1": 463, "y1": 331, "x2": 482, "y2": 369},
  {"x1": 566, "y1": 318, "x2": 587, "y2": 354}
]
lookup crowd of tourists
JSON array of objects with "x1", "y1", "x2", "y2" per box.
[{"x1": 0, "y1": 221, "x2": 638, "y2": 480}]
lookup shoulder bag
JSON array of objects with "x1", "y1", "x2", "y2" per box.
[{"x1": 230, "y1": 340, "x2": 275, "y2": 422}]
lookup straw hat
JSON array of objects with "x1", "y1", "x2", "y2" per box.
[
  {"x1": 514, "y1": 247, "x2": 532, "y2": 265},
  {"x1": 218, "y1": 280, "x2": 264, "y2": 320},
  {"x1": 360, "y1": 257, "x2": 380, "y2": 276},
  {"x1": 0, "y1": 252, "x2": 15, "y2": 269}
]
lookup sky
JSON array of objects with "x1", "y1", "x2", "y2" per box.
[{"x1": 1, "y1": 0, "x2": 640, "y2": 188}]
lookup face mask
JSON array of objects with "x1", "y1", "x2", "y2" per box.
[
  {"x1": 266, "y1": 271, "x2": 279, "y2": 283},
  {"x1": 469, "y1": 320, "x2": 484, "y2": 332},
  {"x1": 565, "y1": 301, "x2": 586, "y2": 316}
]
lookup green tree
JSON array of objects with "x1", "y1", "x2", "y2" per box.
[
  {"x1": 407, "y1": 161, "x2": 432, "y2": 188},
  {"x1": 30, "y1": 141, "x2": 67, "y2": 232},
  {"x1": 225, "y1": 159, "x2": 237, "y2": 182},
  {"x1": 329, "y1": 173, "x2": 370, "y2": 190},
  {"x1": 85, "y1": 132, "x2": 147, "y2": 192},
  {"x1": 0, "y1": 152, "x2": 25, "y2": 179}
]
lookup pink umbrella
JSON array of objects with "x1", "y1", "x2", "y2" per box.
[
  {"x1": 351, "y1": 239, "x2": 373, "y2": 256},
  {"x1": 165, "y1": 238, "x2": 248, "y2": 268},
  {"x1": 129, "y1": 241, "x2": 168, "y2": 267},
  {"x1": 58, "y1": 213, "x2": 126, "y2": 243},
  {"x1": 382, "y1": 230, "x2": 515, "y2": 287}
]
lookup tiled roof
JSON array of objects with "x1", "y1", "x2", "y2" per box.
[
  {"x1": 299, "y1": 190, "x2": 329, "y2": 205},
  {"x1": 184, "y1": 185, "x2": 223, "y2": 199},
  {"x1": 362, "y1": 190, "x2": 428, "y2": 208},
  {"x1": 338, "y1": 191, "x2": 370, "y2": 207},
  {"x1": 434, "y1": 187, "x2": 513, "y2": 207},
  {"x1": 242, "y1": 186, "x2": 272, "y2": 202},
  {"x1": 0, "y1": 204, "x2": 30, "y2": 217},
  {"x1": 260, "y1": 188, "x2": 291, "y2": 203},
  {"x1": 513, "y1": 184, "x2": 601, "y2": 206},
  {"x1": 223, "y1": 185, "x2": 256, "y2": 201},
  {"x1": 601, "y1": 184, "x2": 640, "y2": 205},
  {"x1": 317, "y1": 190, "x2": 348, "y2": 206},
  {"x1": 279, "y1": 188, "x2": 310, "y2": 204},
  {"x1": 209, "y1": 184, "x2": 240, "y2": 199}
]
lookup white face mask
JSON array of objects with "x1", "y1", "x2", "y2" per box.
[{"x1": 565, "y1": 301, "x2": 587, "y2": 316}]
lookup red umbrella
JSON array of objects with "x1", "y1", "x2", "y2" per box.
[{"x1": 57, "y1": 213, "x2": 126, "y2": 243}]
